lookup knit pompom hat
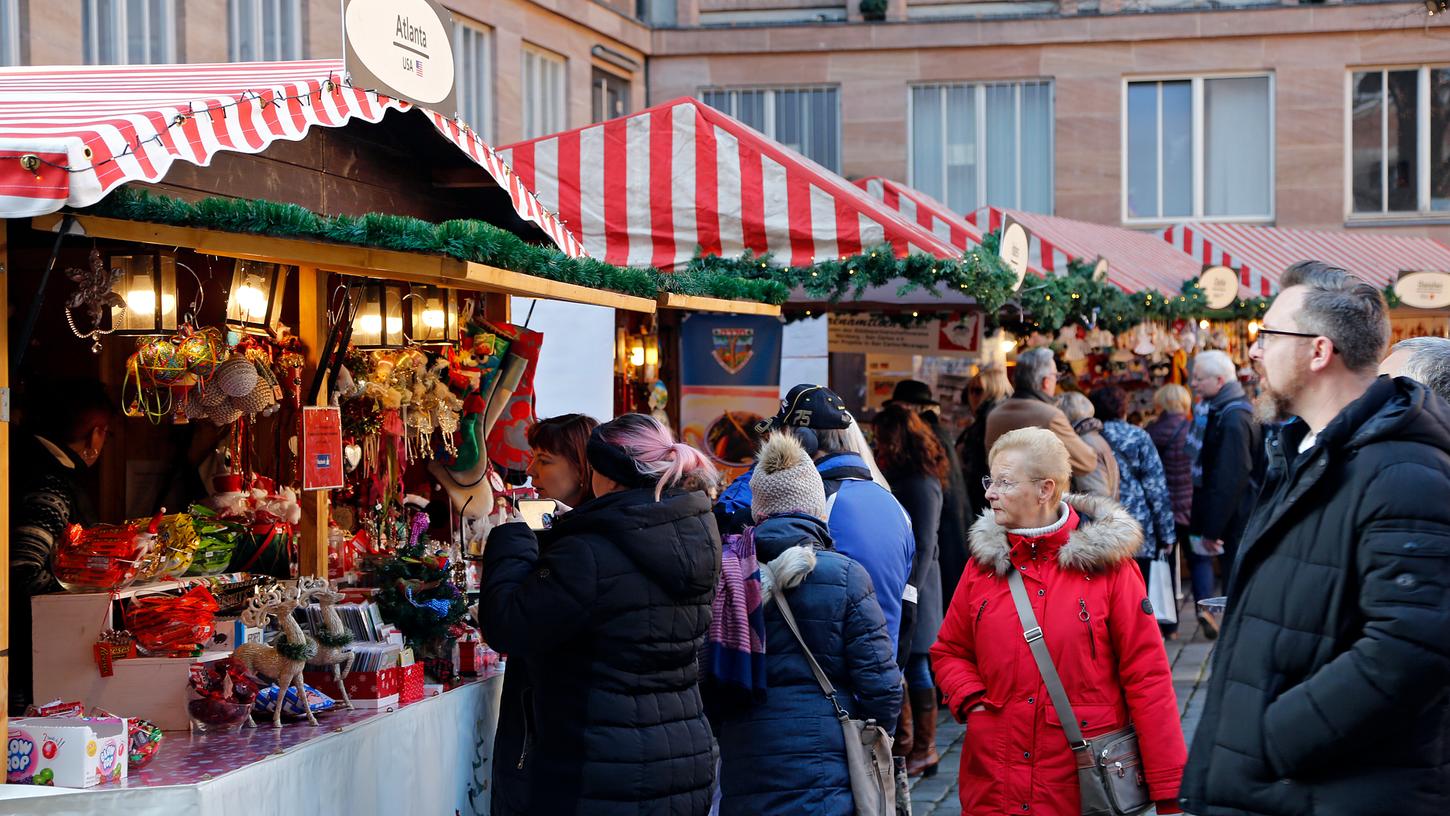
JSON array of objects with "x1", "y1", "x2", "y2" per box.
[{"x1": 750, "y1": 432, "x2": 827, "y2": 522}]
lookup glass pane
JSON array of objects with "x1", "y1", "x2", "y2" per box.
[
  {"x1": 700, "y1": 90, "x2": 729, "y2": 115},
  {"x1": 1161, "y1": 80, "x2": 1193, "y2": 218},
  {"x1": 1387, "y1": 70, "x2": 1419, "y2": 212},
  {"x1": 984, "y1": 83, "x2": 1017, "y2": 208},
  {"x1": 1433, "y1": 68, "x2": 1450, "y2": 212},
  {"x1": 1204, "y1": 76, "x2": 1271, "y2": 217},
  {"x1": 1126, "y1": 82, "x2": 1159, "y2": 219},
  {"x1": 774, "y1": 89, "x2": 802, "y2": 154},
  {"x1": 911, "y1": 87, "x2": 945, "y2": 202},
  {"x1": 1020, "y1": 80, "x2": 1053, "y2": 214},
  {"x1": 237, "y1": 0, "x2": 256, "y2": 61},
  {"x1": 1351, "y1": 71, "x2": 1384, "y2": 213},
  {"x1": 812, "y1": 88, "x2": 838, "y2": 171},
  {"x1": 736, "y1": 90, "x2": 766, "y2": 132},
  {"x1": 945, "y1": 84, "x2": 976, "y2": 214},
  {"x1": 126, "y1": 0, "x2": 146, "y2": 63},
  {"x1": 95, "y1": 0, "x2": 120, "y2": 63}
]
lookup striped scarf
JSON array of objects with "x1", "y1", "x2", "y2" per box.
[{"x1": 702, "y1": 528, "x2": 768, "y2": 706}]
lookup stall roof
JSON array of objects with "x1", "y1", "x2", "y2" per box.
[
  {"x1": 855, "y1": 176, "x2": 982, "y2": 252},
  {"x1": 496, "y1": 98, "x2": 960, "y2": 270},
  {"x1": 0, "y1": 59, "x2": 583, "y2": 257},
  {"x1": 1161, "y1": 222, "x2": 1450, "y2": 296},
  {"x1": 977, "y1": 206, "x2": 1202, "y2": 297}
]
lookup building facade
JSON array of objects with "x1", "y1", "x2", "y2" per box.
[{"x1": 4, "y1": 0, "x2": 1447, "y2": 242}]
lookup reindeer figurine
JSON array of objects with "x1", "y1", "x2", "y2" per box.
[
  {"x1": 232, "y1": 584, "x2": 320, "y2": 728},
  {"x1": 298, "y1": 577, "x2": 357, "y2": 710}
]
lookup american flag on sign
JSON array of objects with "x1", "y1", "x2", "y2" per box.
[{"x1": 415, "y1": 60, "x2": 424, "y2": 77}]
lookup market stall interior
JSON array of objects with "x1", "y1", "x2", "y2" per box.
[{"x1": 0, "y1": 59, "x2": 781, "y2": 809}]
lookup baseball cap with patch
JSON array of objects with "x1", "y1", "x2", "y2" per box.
[{"x1": 755, "y1": 384, "x2": 854, "y2": 434}]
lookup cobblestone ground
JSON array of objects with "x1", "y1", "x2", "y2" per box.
[{"x1": 910, "y1": 596, "x2": 1214, "y2": 816}]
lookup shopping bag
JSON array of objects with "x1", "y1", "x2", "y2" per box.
[{"x1": 1148, "y1": 554, "x2": 1178, "y2": 625}]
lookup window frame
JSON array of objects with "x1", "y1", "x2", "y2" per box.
[
  {"x1": 1119, "y1": 71, "x2": 1277, "y2": 226},
  {"x1": 0, "y1": 0, "x2": 20, "y2": 67},
  {"x1": 1342, "y1": 64, "x2": 1450, "y2": 223},
  {"x1": 452, "y1": 17, "x2": 494, "y2": 143},
  {"x1": 905, "y1": 78, "x2": 1056, "y2": 215},
  {"x1": 83, "y1": 0, "x2": 178, "y2": 65},
  {"x1": 227, "y1": 0, "x2": 304, "y2": 63},
  {"x1": 521, "y1": 44, "x2": 567, "y2": 141},
  {"x1": 696, "y1": 84, "x2": 843, "y2": 172}
]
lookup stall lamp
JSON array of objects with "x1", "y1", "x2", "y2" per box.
[
  {"x1": 1199, "y1": 319, "x2": 1211, "y2": 330},
  {"x1": 407, "y1": 285, "x2": 458, "y2": 345},
  {"x1": 629, "y1": 339, "x2": 646, "y2": 368},
  {"x1": 645, "y1": 338, "x2": 660, "y2": 368},
  {"x1": 999, "y1": 339, "x2": 1018, "y2": 354},
  {"x1": 108, "y1": 251, "x2": 178, "y2": 334},
  {"x1": 1247, "y1": 320, "x2": 1260, "y2": 339},
  {"x1": 352, "y1": 281, "x2": 406, "y2": 349},
  {"x1": 226, "y1": 260, "x2": 287, "y2": 334}
]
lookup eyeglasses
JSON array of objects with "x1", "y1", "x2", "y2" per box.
[
  {"x1": 982, "y1": 476, "x2": 1043, "y2": 492},
  {"x1": 1254, "y1": 327, "x2": 1320, "y2": 349}
]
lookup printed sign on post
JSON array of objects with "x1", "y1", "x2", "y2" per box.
[
  {"x1": 1199, "y1": 266, "x2": 1240, "y2": 310},
  {"x1": 1394, "y1": 270, "x2": 1450, "y2": 309},
  {"x1": 828, "y1": 313, "x2": 983, "y2": 358},
  {"x1": 999, "y1": 216, "x2": 1032, "y2": 291},
  {"x1": 344, "y1": 0, "x2": 457, "y2": 115},
  {"x1": 301, "y1": 406, "x2": 345, "y2": 491}
]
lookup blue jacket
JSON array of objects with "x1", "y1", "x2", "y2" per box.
[
  {"x1": 714, "y1": 514, "x2": 903, "y2": 816},
  {"x1": 1100, "y1": 420, "x2": 1178, "y2": 557},
  {"x1": 716, "y1": 452, "x2": 915, "y2": 652}
]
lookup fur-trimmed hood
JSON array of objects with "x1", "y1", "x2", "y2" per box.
[
  {"x1": 760, "y1": 546, "x2": 817, "y2": 605},
  {"x1": 968, "y1": 493, "x2": 1143, "y2": 576}
]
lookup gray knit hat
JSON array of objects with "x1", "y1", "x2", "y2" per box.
[{"x1": 750, "y1": 433, "x2": 827, "y2": 522}]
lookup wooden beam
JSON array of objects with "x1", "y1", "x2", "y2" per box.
[
  {"x1": 657, "y1": 292, "x2": 781, "y2": 316},
  {"x1": 0, "y1": 220, "x2": 9, "y2": 738},
  {"x1": 462, "y1": 262, "x2": 656, "y2": 313},
  {"x1": 294, "y1": 266, "x2": 330, "y2": 579},
  {"x1": 31, "y1": 214, "x2": 658, "y2": 312},
  {"x1": 430, "y1": 166, "x2": 501, "y2": 190}
]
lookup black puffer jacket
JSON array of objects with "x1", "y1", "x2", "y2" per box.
[
  {"x1": 1188, "y1": 380, "x2": 1263, "y2": 548},
  {"x1": 481, "y1": 488, "x2": 721, "y2": 816},
  {"x1": 1181, "y1": 377, "x2": 1450, "y2": 816}
]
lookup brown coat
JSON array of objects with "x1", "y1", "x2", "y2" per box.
[{"x1": 982, "y1": 397, "x2": 1099, "y2": 477}]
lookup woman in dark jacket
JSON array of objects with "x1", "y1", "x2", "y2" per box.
[
  {"x1": 713, "y1": 433, "x2": 901, "y2": 815},
  {"x1": 481, "y1": 413, "x2": 722, "y2": 816},
  {"x1": 1145, "y1": 385, "x2": 1193, "y2": 550},
  {"x1": 873, "y1": 403, "x2": 949, "y2": 776},
  {"x1": 960, "y1": 366, "x2": 1013, "y2": 519}
]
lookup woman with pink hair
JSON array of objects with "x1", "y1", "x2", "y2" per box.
[{"x1": 480, "y1": 413, "x2": 723, "y2": 816}]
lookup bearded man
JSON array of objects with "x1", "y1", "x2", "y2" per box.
[{"x1": 1180, "y1": 261, "x2": 1450, "y2": 816}]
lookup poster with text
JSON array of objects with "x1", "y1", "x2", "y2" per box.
[
  {"x1": 302, "y1": 406, "x2": 346, "y2": 491},
  {"x1": 679, "y1": 314, "x2": 783, "y2": 481}
]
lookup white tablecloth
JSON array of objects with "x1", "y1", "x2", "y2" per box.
[{"x1": 0, "y1": 674, "x2": 504, "y2": 815}]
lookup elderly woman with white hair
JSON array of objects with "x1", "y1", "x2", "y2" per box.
[{"x1": 931, "y1": 427, "x2": 1186, "y2": 815}]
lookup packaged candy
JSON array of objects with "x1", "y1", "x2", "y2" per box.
[{"x1": 52, "y1": 514, "x2": 160, "y2": 592}]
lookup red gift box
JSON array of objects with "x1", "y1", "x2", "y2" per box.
[
  {"x1": 399, "y1": 664, "x2": 424, "y2": 705},
  {"x1": 304, "y1": 667, "x2": 400, "y2": 709}
]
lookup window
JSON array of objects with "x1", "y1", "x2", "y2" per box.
[
  {"x1": 453, "y1": 20, "x2": 492, "y2": 142},
  {"x1": 909, "y1": 81, "x2": 1054, "y2": 215},
  {"x1": 522, "y1": 47, "x2": 566, "y2": 140},
  {"x1": 1349, "y1": 67, "x2": 1450, "y2": 217},
  {"x1": 228, "y1": 0, "x2": 302, "y2": 62},
  {"x1": 83, "y1": 0, "x2": 177, "y2": 65},
  {"x1": 1123, "y1": 75, "x2": 1273, "y2": 222},
  {"x1": 593, "y1": 68, "x2": 630, "y2": 123},
  {"x1": 700, "y1": 87, "x2": 840, "y2": 172},
  {"x1": 0, "y1": 0, "x2": 19, "y2": 67}
]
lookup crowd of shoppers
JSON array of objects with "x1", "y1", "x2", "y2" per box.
[{"x1": 471, "y1": 258, "x2": 1450, "y2": 815}]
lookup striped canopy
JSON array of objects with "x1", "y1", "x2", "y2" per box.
[
  {"x1": 1162, "y1": 222, "x2": 1450, "y2": 296},
  {"x1": 0, "y1": 59, "x2": 583, "y2": 257},
  {"x1": 497, "y1": 98, "x2": 960, "y2": 270},
  {"x1": 855, "y1": 176, "x2": 983, "y2": 253}
]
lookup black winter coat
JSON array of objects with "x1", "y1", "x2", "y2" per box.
[
  {"x1": 1181, "y1": 377, "x2": 1450, "y2": 816},
  {"x1": 713, "y1": 514, "x2": 902, "y2": 815},
  {"x1": 925, "y1": 413, "x2": 971, "y2": 612},
  {"x1": 1189, "y1": 381, "x2": 1263, "y2": 546},
  {"x1": 481, "y1": 488, "x2": 722, "y2": 816}
]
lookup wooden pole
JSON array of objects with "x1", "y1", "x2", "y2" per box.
[
  {"x1": 0, "y1": 220, "x2": 11, "y2": 734},
  {"x1": 295, "y1": 266, "x2": 330, "y2": 578}
]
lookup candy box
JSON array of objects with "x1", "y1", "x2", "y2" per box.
[
  {"x1": 303, "y1": 667, "x2": 400, "y2": 710},
  {"x1": 399, "y1": 663, "x2": 425, "y2": 705},
  {"x1": 7, "y1": 715, "x2": 129, "y2": 788}
]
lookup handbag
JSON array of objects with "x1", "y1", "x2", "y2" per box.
[
  {"x1": 772, "y1": 590, "x2": 897, "y2": 816},
  {"x1": 1005, "y1": 570, "x2": 1152, "y2": 816},
  {"x1": 1148, "y1": 554, "x2": 1178, "y2": 626}
]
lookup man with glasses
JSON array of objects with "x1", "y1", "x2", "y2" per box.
[
  {"x1": 1185, "y1": 349, "x2": 1262, "y2": 637},
  {"x1": 1181, "y1": 261, "x2": 1450, "y2": 816}
]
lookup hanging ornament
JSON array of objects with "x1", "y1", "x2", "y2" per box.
[{"x1": 64, "y1": 249, "x2": 126, "y2": 352}]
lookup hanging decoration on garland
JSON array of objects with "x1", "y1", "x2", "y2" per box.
[{"x1": 64, "y1": 248, "x2": 126, "y2": 352}]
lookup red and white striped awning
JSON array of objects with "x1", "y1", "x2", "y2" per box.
[
  {"x1": 978, "y1": 206, "x2": 1202, "y2": 296},
  {"x1": 0, "y1": 59, "x2": 584, "y2": 257},
  {"x1": 1161, "y1": 222, "x2": 1450, "y2": 296},
  {"x1": 497, "y1": 98, "x2": 960, "y2": 270},
  {"x1": 855, "y1": 176, "x2": 982, "y2": 252}
]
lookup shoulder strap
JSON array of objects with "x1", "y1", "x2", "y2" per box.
[
  {"x1": 773, "y1": 590, "x2": 850, "y2": 719},
  {"x1": 1005, "y1": 569, "x2": 1087, "y2": 750}
]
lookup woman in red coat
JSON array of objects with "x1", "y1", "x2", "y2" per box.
[{"x1": 930, "y1": 427, "x2": 1186, "y2": 815}]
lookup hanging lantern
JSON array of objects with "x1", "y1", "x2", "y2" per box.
[
  {"x1": 225, "y1": 260, "x2": 287, "y2": 334},
  {"x1": 407, "y1": 285, "x2": 458, "y2": 345},
  {"x1": 107, "y1": 251, "x2": 178, "y2": 335},
  {"x1": 352, "y1": 281, "x2": 405, "y2": 348}
]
